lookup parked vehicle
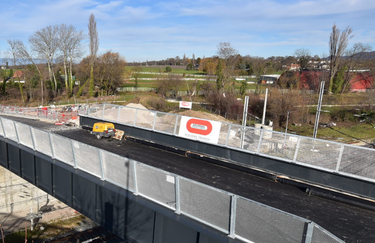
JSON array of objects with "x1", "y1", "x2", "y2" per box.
[{"x1": 91, "y1": 122, "x2": 116, "y2": 139}]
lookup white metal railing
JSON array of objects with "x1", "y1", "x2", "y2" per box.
[
  {"x1": 80, "y1": 103, "x2": 375, "y2": 185},
  {"x1": 0, "y1": 116, "x2": 343, "y2": 243}
]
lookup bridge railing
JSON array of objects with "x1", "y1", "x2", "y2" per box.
[
  {"x1": 0, "y1": 116, "x2": 343, "y2": 243},
  {"x1": 81, "y1": 103, "x2": 375, "y2": 184}
]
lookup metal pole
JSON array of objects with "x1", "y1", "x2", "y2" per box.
[
  {"x1": 241, "y1": 96, "x2": 249, "y2": 149},
  {"x1": 262, "y1": 88, "x2": 268, "y2": 125},
  {"x1": 313, "y1": 81, "x2": 325, "y2": 138},
  {"x1": 285, "y1": 111, "x2": 290, "y2": 134}
]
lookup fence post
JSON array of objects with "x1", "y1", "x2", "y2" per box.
[
  {"x1": 134, "y1": 109, "x2": 138, "y2": 126},
  {"x1": 152, "y1": 112, "x2": 157, "y2": 130},
  {"x1": 71, "y1": 140, "x2": 77, "y2": 169},
  {"x1": 256, "y1": 129, "x2": 264, "y2": 153},
  {"x1": 225, "y1": 124, "x2": 232, "y2": 146},
  {"x1": 304, "y1": 222, "x2": 314, "y2": 243},
  {"x1": 335, "y1": 144, "x2": 345, "y2": 172},
  {"x1": 13, "y1": 121, "x2": 20, "y2": 144},
  {"x1": 175, "y1": 176, "x2": 181, "y2": 214},
  {"x1": 48, "y1": 133, "x2": 55, "y2": 159},
  {"x1": 293, "y1": 137, "x2": 301, "y2": 162},
  {"x1": 132, "y1": 160, "x2": 139, "y2": 195},
  {"x1": 101, "y1": 104, "x2": 106, "y2": 119},
  {"x1": 116, "y1": 106, "x2": 121, "y2": 123},
  {"x1": 29, "y1": 126, "x2": 36, "y2": 151},
  {"x1": 98, "y1": 149, "x2": 105, "y2": 181},
  {"x1": 174, "y1": 115, "x2": 179, "y2": 135},
  {"x1": 0, "y1": 118, "x2": 6, "y2": 138},
  {"x1": 228, "y1": 195, "x2": 237, "y2": 238}
]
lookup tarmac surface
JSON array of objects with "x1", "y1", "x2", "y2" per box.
[{"x1": 2, "y1": 115, "x2": 375, "y2": 242}]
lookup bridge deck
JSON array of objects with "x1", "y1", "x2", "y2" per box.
[{"x1": 3, "y1": 115, "x2": 375, "y2": 242}]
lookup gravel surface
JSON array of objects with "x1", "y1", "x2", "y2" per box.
[{"x1": 2, "y1": 115, "x2": 375, "y2": 242}]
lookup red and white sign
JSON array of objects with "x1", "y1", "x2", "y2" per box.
[
  {"x1": 179, "y1": 116, "x2": 221, "y2": 144},
  {"x1": 179, "y1": 101, "x2": 192, "y2": 109}
]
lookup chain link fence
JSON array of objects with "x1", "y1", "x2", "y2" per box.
[{"x1": 0, "y1": 116, "x2": 344, "y2": 242}]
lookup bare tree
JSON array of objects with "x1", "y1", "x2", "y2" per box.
[
  {"x1": 6, "y1": 40, "x2": 26, "y2": 102},
  {"x1": 294, "y1": 48, "x2": 311, "y2": 71},
  {"x1": 88, "y1": 13, "x2": 99, "y2": 97},
  {"x1": 216, "y1": 42, "x2": 238, "y2": 93},
  {"x1": 328, "y1": 23, "x2": 353, "y2": 93},
  {"x1": 29, "y1": 25, "x2": 60, "y2": 95},
  {"x1": 15, "y1": 40, "x2": 45, "y2": 104},
  {"x1": 58, "y1": 24, "x2": 85, "y2": 96}
]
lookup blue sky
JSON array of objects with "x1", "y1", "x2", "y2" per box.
[{"x1": 0, "y1": 0, "x2": 374, "y2": 62}]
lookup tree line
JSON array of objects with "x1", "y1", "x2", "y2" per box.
[{"x1": 1, "y1": 14, "x2": 126, "y2": 105}]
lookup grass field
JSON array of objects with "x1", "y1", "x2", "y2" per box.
[{"x1": 125, "y1": 66, "x2": 204, "y2": 75}]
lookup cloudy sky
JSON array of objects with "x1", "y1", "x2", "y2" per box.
[{"x1": 0, "y1": 0, "x2": 374, "y2": 62}]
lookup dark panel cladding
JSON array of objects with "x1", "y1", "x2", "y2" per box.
[
  {"x1": 0, "y1": 139, "x2": 8, "y2": 167},
  {"x1": 72, "y1": 173, "x2": 96, "y2": 220},
  {"x1": 153, "y1": 213, "x2": 198, "y2": 243},
  {"x1": 96, "y1": 186, "x2": 154, "y2": 243},
  {"x1": 7, "y1": 143, "x2": 21, "y2": 175},
  {"x1": 35, "y1": 155, "x2": 52, "y2": 194},
  {"x1": 53, "y1": 164, "x2": 72, "y2": 206},
  {"x1": 20, "y1": 149, "x2": 35, "y2": 184}
]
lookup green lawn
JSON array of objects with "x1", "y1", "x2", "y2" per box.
[{"x1": 125, "y1": 66, "x2": 204, "y2": 75}]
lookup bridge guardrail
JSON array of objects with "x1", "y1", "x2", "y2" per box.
[
  {"x1": 0, "y1": 116, "x2": 343, "y2": 243},
  {"x1": 80, "y1": 103, "x2": 375, "y2": 185}
]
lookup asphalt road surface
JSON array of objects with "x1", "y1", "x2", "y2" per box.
[{"x1": 2, "y1": 115, "x2": 375, "y2": 243}]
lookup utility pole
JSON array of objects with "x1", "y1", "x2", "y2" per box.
[{"x1": 313, "y1": 81, "x2": 325, "y2": 138}]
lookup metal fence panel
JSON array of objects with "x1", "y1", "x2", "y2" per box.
[
  {"x1": 136, "y1": 163, "x2": 176, "y2": 209},
  {"x1": 153, "y1": 112, "x2": 177, "y2": 134},
  {"x1": 296, "y1": 138, "x2": 341, "y2": 170},
  {"x1": 31, "y1": 128, "x2": 53, "y2": 157},
  {"x1": 50, "y1": 134, "x2": 74, "y2": 166},
  {"x1": 101, "y1": 151, "x2": 134, "y2": 191},
  {"x1": 180, "y1": 178, "x2": 231, "y2": 232},
  {"x1": 311, "y1": 224, "x2": 343, "y2": 243},
  {"x1": 15, "y1": 122, "x2": 34, "y2": 149},
  {"x1": 217, "y1": 123, "x2": 230, "y2": 146},
  {"x1": 1, "y1": 118, "x2": 18, "y2": 142},
  {"x1": 118, "y1": 106, "x2": 136, "y2": 125},
  {"x1": 226, "y1": 124, "x2": 243, "y2": 149},
  {"x1": 135, "y1": 109, "x2": 155, "y2": 129},
  {"x1": 87, "y1": 104, "x2": 105, "y2": 119},
  {"x1": 72, "y1": 141, "x2": 102, "y2": 177},
  {"x1": 102, "y1": 104, "x2": 119, "y2": 122},
  {"x1": 259, "y1": 131, "x2": 297, "y2": 160},
  {"x1": 235, "y1": 197, "x2": 306, "y2": 243},
  {"x1": 243, "y1": 127, "x2": 261, "y2": 152},
  {"x1": 339, "y1": 145, "x2": 375, "y2": 179}
]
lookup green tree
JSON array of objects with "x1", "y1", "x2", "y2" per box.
[
  {"x1": 332, "y1": 65, "x2": 346, "y2": 94},
  {"x1": 239, "y1": 80, "x2": 248, "y2": 96},
  {"x1": 165, "y1": 66, "x2": 172, "y2": 72}
]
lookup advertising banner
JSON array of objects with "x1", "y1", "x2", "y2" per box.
[
  {"x1": 178, "y1": 116, "x2": 221, "y2": 144},
  {"x1": 179, "y1": 101, "x2": 192, "y2": 109}
]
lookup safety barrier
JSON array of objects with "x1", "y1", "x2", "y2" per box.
[{"x1": 0, "y1": 116, "x2": 344, "y2": 243}]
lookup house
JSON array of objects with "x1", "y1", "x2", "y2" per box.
[
  {"x1": 350, "y1": 73, "x2": 373, "y2": 92},
  {"x1": 13, "y1": 71, "x2": 24, "y2": 79},
  {"x1": 258, "y1": 74, "x2": 281, "y2": 84},
  {"x1": 287, "y1": 63, "x2": 301, "y2": 71}
]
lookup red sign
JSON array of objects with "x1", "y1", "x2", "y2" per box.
[{"x1": 186, "y1": 119, "x2": 213, "y2": 135}]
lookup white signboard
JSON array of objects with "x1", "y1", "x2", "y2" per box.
[
  {"x1": 178, "y1": 116, "x2": 222, "y2": 144},
  {"x1": 179, "y1": 101, "x2": 192, "y2": 109}
]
